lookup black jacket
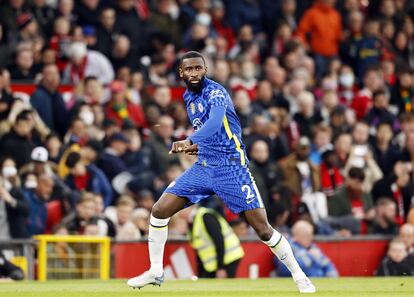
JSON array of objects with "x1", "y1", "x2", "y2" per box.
[{"x1": 6, "y1": 187, "x2": 29, "y2": 238}]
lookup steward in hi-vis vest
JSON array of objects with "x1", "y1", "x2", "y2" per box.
[{"x1": 190, "y1": 207, "x2": 244, "y2": 278}]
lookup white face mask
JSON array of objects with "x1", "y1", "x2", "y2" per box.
[
  {"x1": 79, "y1": 111, "x2": 95, "y2": 126},
  {"x1": 25, "y1": 180, "x2": 38, "y2": 189},
  {"x1": 339, "y1": 74, "x2": 354, "y2": 88},
  {"x1": 2, "y1": 166, "x2": 17, "y2": 178}
]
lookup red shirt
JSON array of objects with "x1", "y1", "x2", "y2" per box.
[{"x1": 74, "y1": 172, "x2": 90, "y2": 191}]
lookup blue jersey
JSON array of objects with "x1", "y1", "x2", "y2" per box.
[{"x1": 184, "y1": 78, "x2": 248, "y2": 167}]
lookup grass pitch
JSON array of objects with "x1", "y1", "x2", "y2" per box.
[{"x1": 0, "y1": 277, "x2": 412, "y2": 297}]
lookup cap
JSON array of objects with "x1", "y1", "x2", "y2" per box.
[
  {"x1": 298, "y1": 136, "x2": 311, "y2": 148},
  {"x1": 110, "y1": 80, "x2": 126, "y2": 93},
  {"x1": 109, "y1": 132, "x2": 129, "y2": 143},
  {"x1": 16, "y1": 13, "x2": 34, "y2": 30},
  {"x1": 31, "y1": 146, "x2": 48, "y2": 163}
]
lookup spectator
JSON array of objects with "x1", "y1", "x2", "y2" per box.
[
  {"x1": 149, "y1": 0, "x2": 182, "y2": 48},
  {"x1": 365, "y1": 89, "x2": 397, "y2": 132},
  {"x1": 376, "y1": 239, "x2": 414, "y2": 276},
  {"x1": 9, "y1": 48, "x2": 37, "y2": 81},
  {"x1": 368, "y1": 198, "x2": 399, "y2": 235},
  {"x1": 390, "y1": 66, "x2": 414, "y2": 114},
  {"x1": 319, "y1": 144, "x2": 344, "y2": 198},
  {"x1": 60, "y1": 192, "x2": 98, "y2": 235},
  {"x1": 372, "y1": 162, "x2": 414, "y2": 225},
  {"x1": 146, "y1": 115, "x2": 179, "y2": 175},
  {"x1": 111, "y1": 35, "x2": 138, "y2": 72},
  {"x1": 328, "y1": 167, "x2": 375, "y2": 234},
  {"x1": 105, "y1": 195, "x2": 140, "y2": 240},
  {"x1": 248, "y1": 139, "x2": 275, "y2": 209},
  {"x1": 97, "y1": 132, "x2": 129, "y2": 181},
  {"x1": 24, "y1": 173, "x2": 54, "y2": 236},
  {"x1": 63, "y1": 42, "x2": 114, "y2": 85},
  {"x1": 115, "y1": 0, "x2": 147, "y2": 57},
  {"x1": 355, "y1": 18, "x2": 382, "y2": 79},
  {"x1": 293, "y1": 91, "x2": 323, "y2": 139},
  {"x1": 105, "y1": 80, "x2": 146, "y2": 128},
  {"x1": 278, "y1": 220, "x2": 338, "y2": 277},
  {"x1": 64, "y1": 151, "x2": 112, "y2": 207},
  {"x1": 0, "y1": 110, "x2": 37, "y2": 169},
  {"x1": 295, "y1": 0, "x2": 342, "y2": 78},
  {"x1": 30, "y1": 64, "x2": 69, "y2": 138},
  {"x1": 96, "y1": 7, "x2": 118, "y2": 58},
  {"x1": 399, "y1": 223, "x2": 414, "y2": 254},
  {"x1": 351, "y1": 65, "x2": 384, "y2": 120},
  {"x1": 371, "y1": 122, "x2": 401, "y2": 175},
  {"x1": 227, "y1": 0, "x2": 263, "y2": 34},
  {"x1": 0, "y1": 157, "x2": 29, "y2": 239},
  {"x1": 278, "y1": 136, "x2": 321, "y2": 213},
  {"x1": 74, "y1": 0, "x2": 102, "y2": 27}
]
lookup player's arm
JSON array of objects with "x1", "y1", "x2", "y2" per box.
[
  {"x1": 169, "y1": 105, "x2": 225, "y2": 154},
  {"x1": 187, "y1": 105, "x2": 226, "y2": 144}
]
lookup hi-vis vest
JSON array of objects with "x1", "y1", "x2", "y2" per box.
[{"x1": 190, "y1": 207, "x2": 244, "y2": 272}]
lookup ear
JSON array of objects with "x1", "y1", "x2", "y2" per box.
[
  {"x1": 178, "y1": 66, "x2": 183, "y2": 78},
  {"x1": 204, "y1": 66, "x2": 208, "y2": 75}
]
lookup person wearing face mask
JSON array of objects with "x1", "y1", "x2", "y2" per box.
[
  {"x1": 338, "y1": 65, "x2": 358, "y2": 104},
  {"x1": 0, "y1": 157, "x2": 29, "y2": 239}
]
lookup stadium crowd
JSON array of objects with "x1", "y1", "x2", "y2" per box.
[{"x1": 1, "y1": 0, "x2": 414, "y2": 274}]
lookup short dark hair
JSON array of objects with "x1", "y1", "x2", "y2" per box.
[
  {"x1": 179, "y1": 51, "x2": 205, "y2": 67},
  {"x1": 65, "y1": 152, "x2": 81, "y2": 169},
  {"x1": 348, "y1": 167, "x2": 365, "y2": 182},
  {"x1": 373, "y1": 89, "x2": 389, "y2": 100},
  {"x1": 15, "y1": 110, "x2": 32, "y2": 122}
]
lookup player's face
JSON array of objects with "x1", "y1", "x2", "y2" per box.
[{"x1": 179, "y1": 57, "x2": 207, "y2": 92}]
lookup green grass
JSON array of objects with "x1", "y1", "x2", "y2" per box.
[{"x1": 0, "y1": 278, "x2": 413, "y2": 297}]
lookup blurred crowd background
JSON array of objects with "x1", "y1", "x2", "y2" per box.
[{"x1": 0, "y1": 0, "x2": 414, "y2": 268}]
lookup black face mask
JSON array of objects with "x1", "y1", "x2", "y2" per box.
[{"x1": 184, "y1": 76, "x2": 205, "y2": 93}]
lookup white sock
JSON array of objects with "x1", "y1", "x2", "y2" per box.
[
  {"x1": 263, "y1": 229, "x2": 305, "y2": 280},
  {"x1": 148, "y1": 215, "x2": 170, "y2": 276}
]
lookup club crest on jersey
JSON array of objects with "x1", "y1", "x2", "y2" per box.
[
  {"x1": 198, "y1": 103, "x2": 204, "y2": 113},
  {"x1": 190, "y1": 103, "x2": 196, "y2": 114}
]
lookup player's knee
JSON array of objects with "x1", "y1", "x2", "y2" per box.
[
  {"x1": 151, "y1": 202, "x2": 168, "y2": 219},
  {"x1": 255, "y1": 225, "x2": 274, "y2": 241}
]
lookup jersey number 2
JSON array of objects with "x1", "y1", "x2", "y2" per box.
[{"x1": 242, "y1": 184, "x2": 255, "y2": 203}]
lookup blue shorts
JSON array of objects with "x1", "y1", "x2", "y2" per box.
[{"x1": 164, "y1": 163, "x2": 265, "y2": 213}]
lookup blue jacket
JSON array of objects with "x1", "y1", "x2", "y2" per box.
[
  {"x1": 65, "y1": 164, "x2": 113, "y2": 207},
  {"x1": 277, "y1": 240, "x2": 339, "y2": 277},
  {"x1": 31, "y1": 85, "x2": 69, "y2": 138},
  {"x1": 23, "y1": 189, "x2": 47, "y2": 237}
]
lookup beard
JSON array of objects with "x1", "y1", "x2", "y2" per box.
[{"x1": 184, "y1": 76, "x2": 205, "y2": 93}]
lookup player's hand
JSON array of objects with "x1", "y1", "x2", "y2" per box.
[
  {"x1": 215, "y1": 269, "x2": 228, "y2": 278},
  {"x1": 169, "y1": 139, "x2": 192, "y2": 154},
  {"x1": 184, "y1": 144, "x2": 198, "y2": 155}
]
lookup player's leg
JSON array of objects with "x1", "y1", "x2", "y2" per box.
[
  {"x1": 213, "y1": 165, "x2": 315, "y2": 293},
  {"x1": 244, "y1": 205, "x2": 315, "y2": 293},
  {"x1": 127, "y1": 192, "x2": 187, "y2": 288},
  {"x1": 148, "y1": 193, "x2": 188, "y2": 274},
  {"x1": 128, "y1": 163, "x2": 213, "y2": 289}
]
